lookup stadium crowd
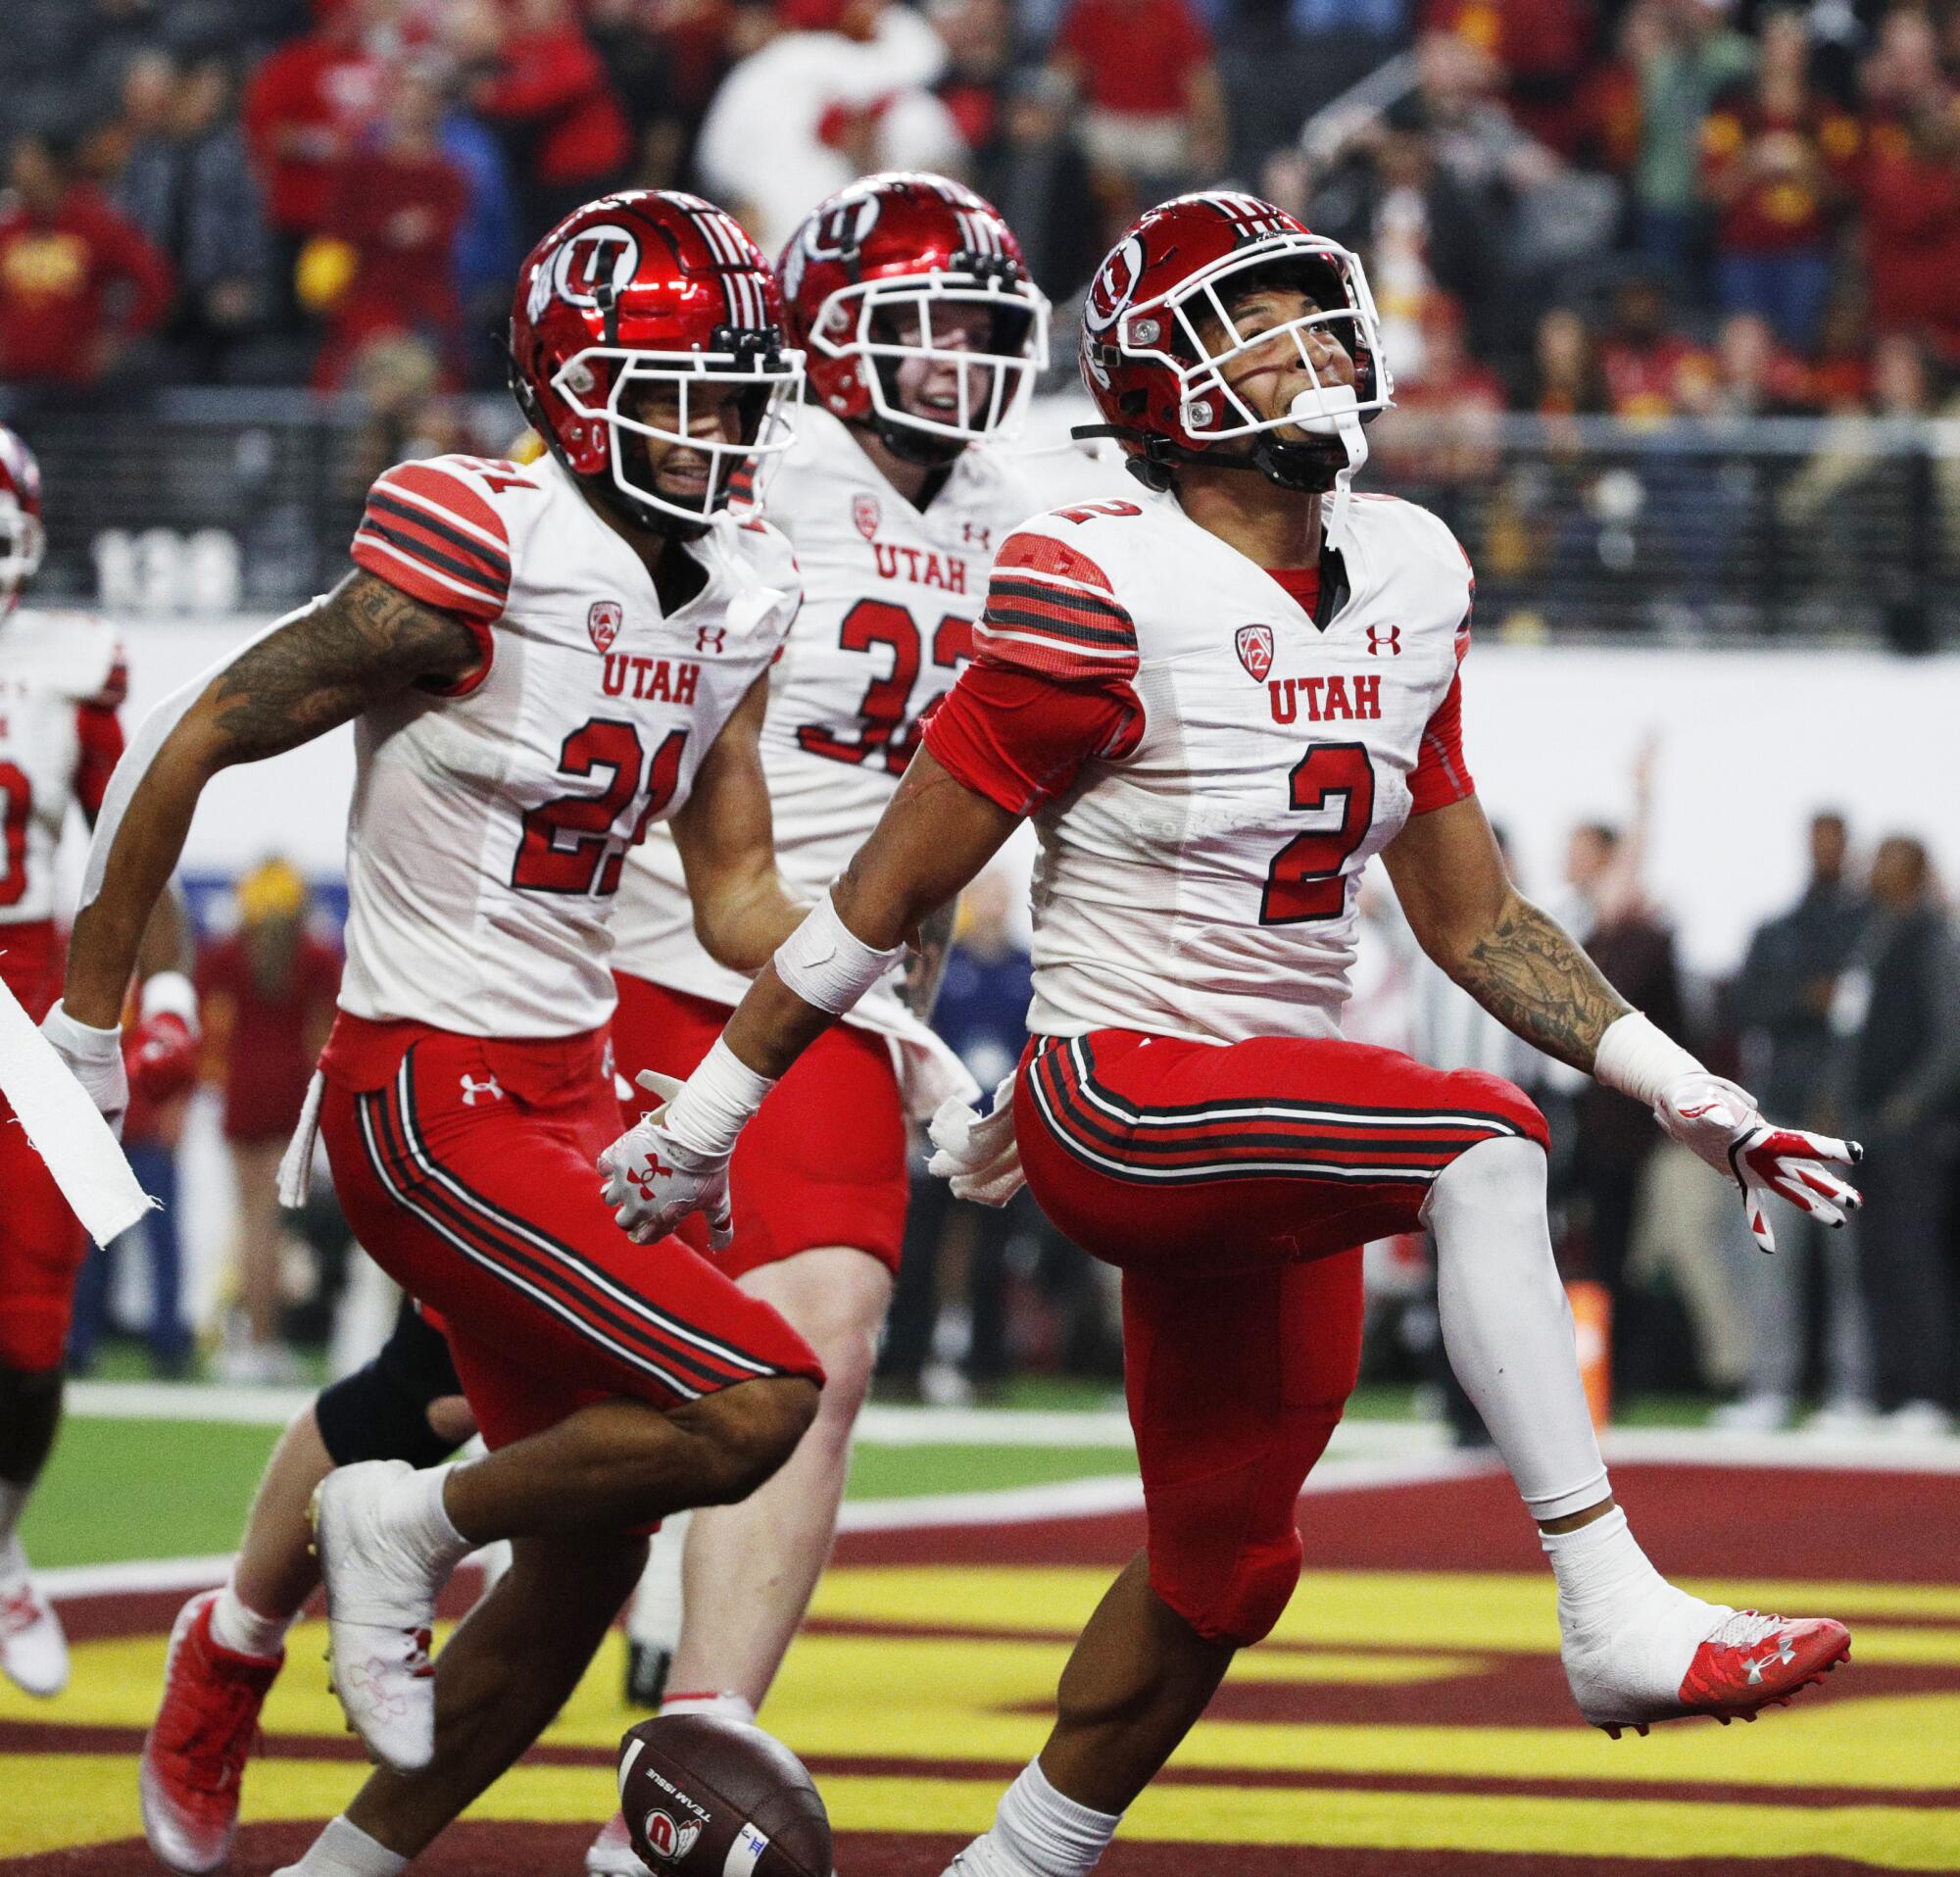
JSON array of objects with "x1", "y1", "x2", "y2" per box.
[{"x1": 0, "y1": 0, "x2": 1955, "y2": 418}]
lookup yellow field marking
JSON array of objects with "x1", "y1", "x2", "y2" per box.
[{"x1": 7, "y1": 1755, "x2": 1958, "y2": 1872}]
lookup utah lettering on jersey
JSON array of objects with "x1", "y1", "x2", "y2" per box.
[
  {"x1": 602, "y1": 656, "x2": 702, "y2": 705},
  {"x1": 1267, "y1": 672, "x2": 1384, "y2": 724}
]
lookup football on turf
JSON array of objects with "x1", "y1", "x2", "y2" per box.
[{"x1": 616, "y1": 1714, "x2": 832, "y2": 1876}]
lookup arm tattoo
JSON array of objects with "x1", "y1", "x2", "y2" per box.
[
  {"x1": 205, "y1": 572, "x2": 480, "y2": 765},
  {"x1": 897, "y1": 896, "x2": 959, "y2": 1024},
  {"x1": 1454, "y1": 891, "x2": 1632, "y2": 1074}
]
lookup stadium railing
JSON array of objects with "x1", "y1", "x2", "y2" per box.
[{"x1": 6, "y1": 389, "x2": 1956, "y2": 648}]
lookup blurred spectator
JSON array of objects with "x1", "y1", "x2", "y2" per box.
[
  {"x1": 1598, "y1": 273, "x2": 1708, "y2": 418},
  {"x1": 114, "y1": 51, "x2": 271, "y2": 381},
  {"x1": 1561, "y1": 752, "x2": 1693, "y2": 1382},
  {"x1": 1426, "y1": 0, "x2": 1601, "y2": 160},
  {"x1": 432, "y1": 58, "x2": 521, "y2": 375},
  {"x1": 977, "y1": 68, "x2": 1105, "y2": 304},
  {"x1": 0, "y1": 128, "x2": 173, "y2": 389},
  {"x1": 196, "y1": 859, "x2": 342, "y2": 1385},
  {"x1": 240, "y1": 0, "x2": 388, "y2": 328},
  {"x1": 451, "y1": 0, "x2": 632, "y2": 245},
  {"x1": 1371, "y1": 297, "x2": 1505, "y2": 487},
  {"x1": 1628, "y1": 0, "x2": 1756, "y2": 276},
  {"x1": 1677, "y1": 310, "x2": 1812, "y2": 416},
  {"x1": 1049, "y1": 0, "x2": 1225, "y2": 223},
  {"x1": 1698, "y1": 9, "x2": 1856, "y2": 353},
  {"x1": 1308, "y1": 97, "x2": 1497, "y2": 377},
  {"x1": 1855, "y1": 7, "x2": 1960, "y2": 370},
  {"x1": 1718, "y1": 811, "x2": 1872, "y2": 1430},
  {"x1": 1530, "y1": 305, "x2": 1607, "y2": 414},
  {"x1": 695, "y1": 0, "x2": 956, "y2": 252},
  {"x1": 1828, "y1": 835, "x2": 1960, "y2": 1434},
  {"x1": 317, "y1": 64, "x2": 469, "y2": 388},
  {"x1": 932, "y1": 0, "x2": 1011, "y2": 159}
]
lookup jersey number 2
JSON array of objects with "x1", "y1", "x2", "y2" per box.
[
  {"x1": 1260, "y1": 742, "x2": 1375, "y2": 924},
  {"x1": 514, "y1": 721, "x2": 686, "y2": 896},
  {"x1": 0, "y1": 762, "x2": 29, "y2": 909}
]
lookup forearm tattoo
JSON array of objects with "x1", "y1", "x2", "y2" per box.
[
  {"x1": 206, "y1": 572, "x2": 478, "y2": 763},
  {"x1": 897, "y1": 897, "x2": 959, "y2": 1024},
  {"x1": 1454, "y1": 891, "x2": 1632, "y2": 1074}
]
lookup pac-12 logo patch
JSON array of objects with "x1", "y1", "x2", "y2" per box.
[
  {"x1": 588, "y1": 600, "x2": 622, "y2": 652},
  {"x1": 853, "y1": 492, "x2": 881, "y2": 540},
  {"x1": 1235, "y1": 624, "x2": 1274, "y2": 682},
  {"x1": 639, "y1": 1810, "x2": 702, "y2": 1864}
]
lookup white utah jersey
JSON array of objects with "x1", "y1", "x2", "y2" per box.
[
  {"x1": 955, "y1": 487, "x2": 1474, "y2": 1047},
  {"x1": 614, "y1": 406, "x2": 1039, "y2": 1111},
  {"x1": 0, "y1": 609, "x2": 123, "y2": 927},
  {"x1": 337, "y1": 452, "x2": 798, "y2": 1038}
]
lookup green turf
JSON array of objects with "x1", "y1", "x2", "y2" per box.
[{"x1": 21, "y1": 1417, "x2": 1141, "y2": 1569}]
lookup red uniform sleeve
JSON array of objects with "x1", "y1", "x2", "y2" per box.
[
  {"x1": 1408, "y1": 615, "x2": 1475, "y2": 815},
  {"x1": 351, "y1": 461, "x2": 509, "y2": 688},
  {"x1": 73, "y1": 697, "x2": 125, "y2": 820},
  {"x1": 920, "y1": 528, "x2": 1144, "y2": 815}
]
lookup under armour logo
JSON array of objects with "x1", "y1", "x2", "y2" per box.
[
  {"x1": 1367, "y1": 624, "x2": 1402, "y2": 656},
  {"x1": 460, "y1": 1073, "x2": 504, "y2": 1106},
  {"x1": 962, "y1": 520, "x2": 992, "y2": 550},
  {"x1": 1743, "y1": 1637, "x2": 1796, "y2": 1685},
  {"x1": 696, "y1": 625, "x2": 726, "y2": 654}
]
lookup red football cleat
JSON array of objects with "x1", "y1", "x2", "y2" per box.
[
  {"x1": 141, "y1": 1590, "x2": 282, "y2": 1873},
  {"x1": 1597, "y1": 1610, "x2": 1850, "y2": 1740}
]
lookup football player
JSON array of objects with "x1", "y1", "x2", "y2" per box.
[
  {"x1": 53, "y1": 193, "x2": 828, "y2": 1877},
  {"x1": 605, "y1": 193, "x2": 1862, "y2": 1877},
  {"x1": 0, "y1": 424, "x2": 196, "y2": 1701},
  {"x1": 586, "y1": 171, "x2": 1051, "y2": 1864}
]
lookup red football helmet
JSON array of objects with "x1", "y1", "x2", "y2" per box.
[
  {"x1": 0, "y1": 425, "x2": 45, "y2": 612},
  {"x1": 509, "y1": 190, "x2": 805, "y2": 533},
  {"x1": 1075, "y1": 191, "x2": 1392, "y2": 495},
  {"x1": 779, "y1": 172, "x2": 1050, "y2": 465}
]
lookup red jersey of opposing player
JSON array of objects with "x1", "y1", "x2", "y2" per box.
[{"x1": 0, "y1": 425, "x2": 127, "y2": 1371}]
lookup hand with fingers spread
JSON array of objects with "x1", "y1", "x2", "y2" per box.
[
  {"x1": 599, "y1": 1069, "x2": 736, "y2": 1249},
  {"x1": 1651, "y1": 1071, "x2": 1863, "y2": 1254}
]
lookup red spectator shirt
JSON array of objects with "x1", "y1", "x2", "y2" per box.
[
  {"x1": 1858, "y1": 107, "x2": 1960, "y2": 365},
  {"x1": 1699, "y1": 94, "x2": 1859, "y2": 255},
  {"x1": 474, "y1": 28, "x2": 632, "y2": 187},
  {"x1": 241, "y1": 34, "x2": 387, "y2": 234},
  {"x1": 196, "y1": 929, "x2": 343, "y2": 1144},
  {"x1": 0, "y1": 190, "x2": 172, "y2": 385},
  {"x1": 327, "y1": 142, "x2": 468, "y2": 347},
  {"x1": 1054, "y1": 0, "x2": 1211, "y2": 117}
]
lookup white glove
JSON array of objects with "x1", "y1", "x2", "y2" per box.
[
  {"x1": 39, "y1": 1000, "x2": 129, "y2": 1138},
  {"x1": 599, "y1": 1070, "x2": 735, "y2": 1250},
  {"x1": 1652, "y1": 1071, "x2": 1863, "y2": 1254}
]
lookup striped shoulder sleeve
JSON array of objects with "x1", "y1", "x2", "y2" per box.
[
  {"x1": 352, "y1": 459, "x2": 514, "y2": 627},
  {"x1": 973, "y1": 526, "x2": 1139, "y2": 684}
]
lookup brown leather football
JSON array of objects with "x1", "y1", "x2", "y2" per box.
[{"x1": 616, "y1": 1714, "x2": 832, "y2": 1877}]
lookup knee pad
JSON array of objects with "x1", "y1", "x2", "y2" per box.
[
  {"x1": 1145, "y1": 1400, "x2": 1345, "y2": 1648},
  {"x1": 316, "y1": 1308, "x2": 465, "y2": 1469}
]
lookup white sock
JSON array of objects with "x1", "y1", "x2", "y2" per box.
[
  {"x1": 628, "y1": 1510, "x2": 689, "y2": 1652},
  {"x1": 1544, "y1": 1507, "x2": 1727, "y2": 1704},
  {"x1": 1422, "y1": 1137, "x2": 1611, "y2": 1520},
  {"x1": 210, "y1": 1579, "x2": 295, "y2": 1659},
  {"x1": 991, "y1": 1758, "x2": 1121, "y2": 1877},
  {"x1": 0, "y1": 1480, "x2": 30, "y2": 1556},
  {"x1": 392, "y1": 1462, "x2": 470, "y2": 1579},
  {"x1": 290, "y1": 1816, "x2": 408, "y2": 1877},
  {"x1": 660, "y1": 1691, "x2": 756, "y2": 1725}
]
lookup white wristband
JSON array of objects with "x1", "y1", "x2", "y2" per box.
[
  {"x1": 1592, "y1": 1011, "x2": 1704, "y2": 1108},
  {"x1": 771, "y1": 891, "x2": 906, "y2": 1016},
  {"x1": 42, "y1": 1000, "x2": 124, "y2": 1067},
  {"x1": 662, "y1": 1036, "x2": 776, "y2": 1159},
  {"x1": 138, "y1": 969, "x2": 198, "y2": 1031}
]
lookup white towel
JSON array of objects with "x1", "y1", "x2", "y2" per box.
[
  {"x1": 0, "y1": 972, "x2": 152, "y2": 1246},
  {"x1": 925, "y1": 1072, "x2": 1024, "y2": 1207},
  {"x1": 277, "y1": 1068, "x2": 326, "y2": 1208}
]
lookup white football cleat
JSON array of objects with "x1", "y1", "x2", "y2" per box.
[
  {"x1": 310, "y1": 1460, "x2": 447, "y2": 1772},
  {"x1": 0, "y1": 1547, "x2": 68, "y2": 1698},
  {"x1": 1562, "y1": 1583, "x2": 1849, "y2": 1738},
  {"x1": 585, "y1": 1812, "x2": 641, "y2": 1877}
]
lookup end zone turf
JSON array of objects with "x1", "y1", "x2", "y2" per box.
[{"x1": 3, "y1": 1455, "x2": 1955, "y2": 1874}]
